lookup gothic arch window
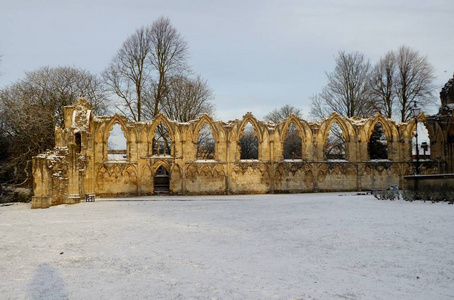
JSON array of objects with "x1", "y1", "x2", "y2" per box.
[
  {"x1": 368, "y1": 122, "x2": 388, "y2": 159},
  {"x1": 240, "y1": 122, "x2": 258, "y2": 159},
  {"x1": 107, "y1": 123, "x2": 127, "y2": 161},
  {"x1": 325, "y1": 122, "x2": 345, "y2": 160},
  {"x1": 196, "y1": 123, "x2": 215, "y2": 160},
  {"x1": 283, "y1": 122, "x2": 302, "y2": 159},
  {"x1": 153, "y1": 122, "x2": 172, "y2": 156}
]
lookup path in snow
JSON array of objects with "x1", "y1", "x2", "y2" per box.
[{"x1": 0, "y1": 193, "x2": 453, "y2": 299}]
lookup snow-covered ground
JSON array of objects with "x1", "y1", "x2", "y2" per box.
[{"x1": 1, "y1": 193, "x2": 453, "y2": 299}]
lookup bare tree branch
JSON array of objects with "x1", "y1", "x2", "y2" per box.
[
  {"x1": 394, "y1": 45, "x2": 436, "y2": 122},
  {"x1": 0, "y1": 66, "x2": 108, "y2": 184},
  {"x1": 311, "y1": 51, "x2": 373, "y2": 119},
  {"x1": 159, "y1": 75, "x2": 214, "y2": 122},
  {"x1": 369, "y1": 51, "x2": 396, "y2": 118},
  {"x1": 264, "y1": 104, "x2": 302, "y2": 123}
]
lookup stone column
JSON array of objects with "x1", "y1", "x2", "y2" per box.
[{"x1": 66, "y1": 144, "x2": 81, "y2": 204}]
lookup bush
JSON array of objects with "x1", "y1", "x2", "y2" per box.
[
  {"x1": 0, "y1": 186, "x2": 32, "y2": 203},
  {"x1": 399, "y1": 189, "x2": 454, "y2": 204},
  {"x1": 401, "y1": 189, "x2": 415, "y2": 202},
  {"x1": 373, "y1": 190, "x2": 399, "y2": 201},
  {"x1": 13, "y1": 188, "x2": 32, "y2": 202}
]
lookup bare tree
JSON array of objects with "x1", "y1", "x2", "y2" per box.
[
  {"x1": 369, "y1": 51, "x2": 396, "y2": 118},
  {"x1": 0, "y1": 85, "x2": 54, "y2": 183},
  {"x1": 22, "y1": 66, "x2": 108, "y2": 126},
  {"x1": 160, "y1": 75, "x2": 214, "y2": 122},
  {"x1": 104, "y1": 17, "x2": 188, "y2": 121},
  {"x1": 309, "y1": 94, "x2": 330, "y2": 120},
  {"x1": 148, "y1": 17, "x2": 188, "y2": 118},
  {"x1": 369, "y1": 46, "x2": 435, "y2": 121},
  {"x1": 103, "y1": 26, "x2": 154, "y2": 122},
  {"x1": 0, "y1": 66, "x2": 108, "y2": 184},
  {"x1": 394, "y1": 46, "x2": 435, "y2": 122},
  {"x1": 264, "y1": 104, "x2": 302, "y2": 123},
  {"x1": 310, "y1": 51, "x2": 373, "y2": 119}
]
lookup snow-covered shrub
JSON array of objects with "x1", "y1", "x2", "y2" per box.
[
  {"x1": 401, "y1": 189, "x2": 454, "y2": 203},
  {"x1": 401, "y1": 190, "x2": 415, "y2": 202},
  {"x1": 373, "y1": 190, "x2": 398, "y2": 201},
  {"x1": 446, "y1": 191, "x2": 454, "y2": 204}
]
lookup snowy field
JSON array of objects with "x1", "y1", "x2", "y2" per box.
[{"x1": 1, "y1": 193, "x2": 453, "y2": 300}]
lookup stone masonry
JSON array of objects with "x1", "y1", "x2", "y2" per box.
[{"x1": 32, "y1": 98, "x2": 446, "y2": 208}]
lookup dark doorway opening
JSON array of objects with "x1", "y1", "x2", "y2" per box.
[
  {"x1": 154, "y1": 166, "x2": 170, "y2": 194},
  {"x1": 75, "y1": 132, "x2": 82, "y2": 153}
]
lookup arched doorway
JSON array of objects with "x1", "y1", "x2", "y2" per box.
[{"x1": 154, "y1": 166, "x2": 170, "y2": 194}]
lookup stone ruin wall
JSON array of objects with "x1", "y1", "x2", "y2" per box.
[{"x1": 32, "y1": 98, "x2": 443, "y2": 208}]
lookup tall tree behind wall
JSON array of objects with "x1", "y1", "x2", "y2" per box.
[
  {"x1": 103, "y1": 17, "x2": 199, "y2": 122},
  {"x1": 102, "y1": 26, "x2": 154, "y2": 122},
  {"x1": 369, "y1": 51, "x2": 396, "y2": 119},
  {"x1": 394, "y1": 46, "x2": 435, "y2": 122},
  {"x1": 369, "y1": 46, "x2": 435, "y2": 121},
  {"x1": 161, "y1": 75, "x2": 214, "y2": 122},
  {"x1": 310, "y1": 51, "x2": 373, "y2": 119},
  {"x1": 264, "y1": 104, "x2": 302, "y2": 123}
]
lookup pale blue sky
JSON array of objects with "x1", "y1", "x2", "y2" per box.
[{"x1": 1, "y1": 0, "x2": 453, "y2": 121}]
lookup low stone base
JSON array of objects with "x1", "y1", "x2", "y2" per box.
[
  {"x1": 405, "y1": 173, "x2": 454, "y2": 192},
  {"x1": 66, "y1": 194, "x2": 81, "y2": 204},
  {"x1": 31, "y1": 196, "x2": 51, "y2": 209}
]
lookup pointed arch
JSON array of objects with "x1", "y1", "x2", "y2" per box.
[
  {"x1": 186, "y1": 164, "x2": 199, "y2": 179},
  {"x1": 281, "y1": 116, "x2": 305, "y2": 160},
  {"x1": 192, "y1": 114, "x2": 221, "y2": 143},
  {"x1": 192, "y1": 115, "x2": 220, "y2": 160},
  {"x1": 320, "y1": 114, "x2": 351, "y2": 160},
  {"x1": 368, "y1": 122, "x2": 389, "y2": 160},
  {"x1": 141, "y1": 163, "x2": 152, "y2": 176},
  {"x1": 104, "y1": 114, "x2": 129, "y2": 143},
  {"x1": 151, "y1": 160, "x2": 172, "y2": 176},
  {"x1": 319, "y1": 113, "x2": 353, "y2": 143},
  {"x1": 149, "y1": 114, "x2": 178, "y2": 142},
  {"x1": 152, "y1": 161, "x2": 171, "y2": 194},
  {"x1": 281, "y1": 115, "x2": 312, "y2": 143},
  {"x1": 149, "y1": 114, "x2": 180, "y2": 148},
  {"x1": 364, "y1": 114, "x2": 396, "y2": 142},
  {"x1": 150, "y1": 114, "x2": 176, "y2": 156},
  {"x1": 237, "y1": 113, "x2": 263, "y2": 142},
  {"x1": 213, "y1": 164, "x2": 225, "y2": 177},
  {"x1": 103, "y1": 115, "x2": 131, "y2": 161},
  {"x1": 199, "y1": 165, "x2": 213, "y2": 177},
  {"x1": 172, "y1": 164, "x2": 182, "y2": 178}
]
